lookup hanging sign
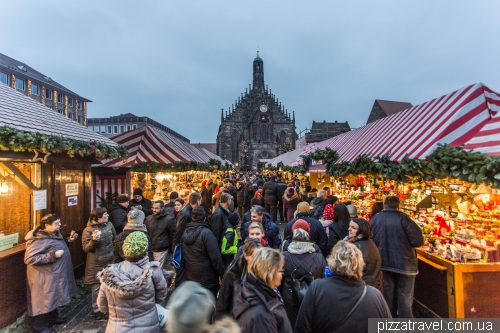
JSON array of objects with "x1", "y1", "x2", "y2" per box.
[
  {"x1": 33, "y1": 190, "x2": 47, "y2": 210},
  {"x1": 0, "y1": 233, "x2": 19, "y2": 251},
  {"x1": 65, "y1": 183, "x2": 79, "y2": 196}
]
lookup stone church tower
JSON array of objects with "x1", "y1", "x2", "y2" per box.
[{"x1": 216, "y1": 53, "x2": 297, "y2": 168}]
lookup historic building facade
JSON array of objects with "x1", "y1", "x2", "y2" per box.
[{"x1": 216, "y1": 53, "x2": 297, "y2": 167}]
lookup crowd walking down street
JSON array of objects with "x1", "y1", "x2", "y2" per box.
[{"x1": 23, "y1": 171, "x2": 425, "y2": 333}]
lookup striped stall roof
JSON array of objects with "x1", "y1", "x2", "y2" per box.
[
  {"x1": 99, "y1": 125, "x2": 214, "y2": 167},
  {"x1": 286, "y1": 83, "x2": 500, "y2": 166}
]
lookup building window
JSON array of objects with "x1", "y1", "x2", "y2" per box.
[
  {"x1": 107, "y1": 125, "x2": 112, "y2": 134},
  {"x1": 16, "y1": 78, "x2": 25, "y2": 91},
  {"x1": 77, "y1": 101, "x2": 82, "y2": 110},
  {"x1": 132, "y1": 124, "x2": 137, "y2": 129},
  {"x1": 119, "y1": 125, "x2": 124, "y2": 133},
  {"x1": 78, "y1": 116, "x2": 83, "y2": 124},
  {"x1": 113, "y1": 125, "x2": 118, "y2": 134},
  {"x1": 68, "y1": 112, "x2": 74, "y2": 119},
  {"x1": 100, "y1": 125, "x2": 106, "y2": 134},
  {"x1": 68, "y1": 97, "x2": 73, "y2": 106},
  {"x1": 57, "y1": 109, "x2": 64, "y2": 114},
  {"x1": 126, "y1": 125, "x2": 131, "y2": 131},
  {"x1": 45, "y1": 89, "x2": 53, "y2": 100},
  {"x1": 57, "y1": 93, "x2": 64, "y2": 104},
  {"x1": 0, "y1": 72, "x2": 10, "y2": 85},
  {"x1": 32, "y1": 83, "x2": 39, "y2": 95}
]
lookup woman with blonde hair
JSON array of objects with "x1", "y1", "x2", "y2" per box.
[
  {"x1": 233, "y1": 248, "x2": 292, "y2": 333},
  {"x1": 294, "y1": 241, "x2": 390, "y2": 333}
]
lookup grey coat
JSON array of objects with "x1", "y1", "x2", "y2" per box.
[
  {"x1": 24, "y1": 229, "x2": 77, "y2": 316},
  {"x1": 97, "y1": 256, "x2": 167, "y2": 333},
  {"x1": 82, "y1": 220, "x2": 116, "y2": 285}
]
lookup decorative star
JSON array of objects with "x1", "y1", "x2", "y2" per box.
[{"x1": 32, "y1": 149, "x2": 51, "y2": 163}]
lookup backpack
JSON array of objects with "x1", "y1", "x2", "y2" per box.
[
  {"x1": 221, "y1": 226, "x2": 238, "y2": 255},
  {"x1": 284, "y1": 252, "x2": 315, "y2": 305}
]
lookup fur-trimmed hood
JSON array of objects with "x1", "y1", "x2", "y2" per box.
[
  {"x1": 288, "y1": 241, "x2": 317, "y2": 254},
  {"x1": 25, "y1": 228, "x2": 63, "y2": 241},
  {"x1": 98, "y1": 256, "x2": 151, "y2": 298},
  {"x1": 283, "y1": 193, "x2": 299, "y2": 202}
]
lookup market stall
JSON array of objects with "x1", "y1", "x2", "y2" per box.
[{"x1": 0, "y1": 84, "x2": 125, "y2": 328}]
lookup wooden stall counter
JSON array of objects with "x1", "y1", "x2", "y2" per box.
[{"x1": 415, "y1": 248, "x2": 500, "y2": 318}]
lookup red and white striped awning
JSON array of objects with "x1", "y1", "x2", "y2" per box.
[
  {"x1": 286, "y1": 83, "x2": 500, "y2": 166},
  {"x1": 99, "y1": 126, "x2": 214, "y2": 167}
]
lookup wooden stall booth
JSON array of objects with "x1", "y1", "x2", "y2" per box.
[{"x1": 0, "y1": 83, "x2": 125, "y2": 328}]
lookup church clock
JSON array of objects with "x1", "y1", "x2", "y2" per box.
[{"x1": 260, "y1": 104, "x2": 268, "y2": 112}]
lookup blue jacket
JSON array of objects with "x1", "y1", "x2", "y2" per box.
[
  {"x1": 370, "y1": 209, "x2": 424, "y2": 275},
  {"x1": 241, "y1": 214, "x2": 282, "y2": 250}
]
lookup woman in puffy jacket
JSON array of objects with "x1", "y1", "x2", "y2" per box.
[
  {"x1": 82, "y1": 207, "x2": 116, "y2": 320},
  {"x1": 98, "y1": 231, "x2": 167, "y2": 333},
  {"x1": 233, "y1": 247, "x2": 292, "y2": 333},
  {"x1": 281, "y1": 225, "x2": 326, "y2": 326}
]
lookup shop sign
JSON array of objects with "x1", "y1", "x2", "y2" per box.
[
  {"x1": 68, "y1": 196, "x2": 78, "y2": 206},
  {"x1": 65, "y1": 183, "x2": 78, "y2": 196},
  {"x1": 311, "y1": 159, "x2": 324, "y2": 165},
  {"x1": 0, "y1": 233, "x2": 19, "y2": 251},
  {"x1": 33, "y1": 189, "x2": 47, "y2": 210}
]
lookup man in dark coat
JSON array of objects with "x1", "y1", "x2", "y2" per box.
[
  {"x1": 165, "y1": 192, "x2": 179, "y2": 209},
  {"x1": 276, "y1": 178, "x2": 287, "y2": 223},
  {"x1": 113, "y1": 209, "x2": 153, "y2": 263},
  {"x1": 129, "y1": 188, "x2": 153, "y2": 216},
  {"x1": 235, "y1": 181, "x2": 249, "y2": 222},
  {"x1": 210, "y1": 193, "x2": 233, "y2": 248},
  {"x1": 371, "y1": 196, "x2": 424, "y2": 318},
  {"x1": 284, "y1": 202, "x2": 328, "y2": 256},
  {"x1": 206, "y1": 178, "x2": 216, "y2": 200},
  {"x1": 200, "y1": 181, "x2": 212, "y2": 214},
  {"x1": 241, "y1": 206, "x2": 281, "y2": 249},
  {"x1": 309, "y1": 190, "x2": 329, "y2": 220},
  {"x1": 262, "y1": 174, "x2": 279, "y2": 222},
  {"x1": 145, "y1": 200, "x2": 176, "y2": 268},
  {"x1": 173, "y1": 192, "x2": 202, "y2": 287},
  {"x1": 182, "y1": 206, "x2": 225, "y2": 299},
  {"x1": 224, "y1": 179, "x2": 237, "y2": 204},
  {"x1": 107, "y1": 194, "x2": 129, "y2": 234}
]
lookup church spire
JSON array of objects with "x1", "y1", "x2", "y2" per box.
[{"x1": 253, "y1": 51, "x2": 264, "y2": 90}]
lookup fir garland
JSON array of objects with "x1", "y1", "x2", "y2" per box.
[
  {"x1": 0, "y1": 125, "x2": 128, "y2": 159},
  {"x1": 301, "y1": 148, "x2": 339, "y2": 170},
  {"x1": 131, "y1": 160, "x2": 232, "y2": 173}
]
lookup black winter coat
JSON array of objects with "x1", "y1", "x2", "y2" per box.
[
  {"x1": 210, "y1": 204, "x2": 230, "y2": 248},
  {"x1": 256, "y1": 178, "x2": 265, "y2": 188},
  {"x1": 281, "y1": 243, "x2": 326, "y2": 326},
  {"x1": 107, "y1": 203, "x2": 128, "y2": 234},
  {"x1": 242, "y1": 215, "x2": 282, "y2": 249},
  {"x1": 310, "y1": 198, "x2": 325, "y2": 219},
  {"x1": 233, "y1": 274, "x2": 292, "y2": 333},
  {"x1": 276, "y1": 182, "x2": 287, "y2": 202},
  {"x1": 262, "y1": 180, "x2": 279, "y2": 204},
  {"x1": 328, "y1": 219, "x2": 349, "y2": 254},
  {"x1": 173, "y1": 204, "x2": 193, "y2": 245},
  {"x1": 144, "y1": 207, "x2": 176, "y2": 253},
  {"x1": 201, "y1": 186, "x2": 212, "y2": 214},
  {"x1": 216, "y1": 254, "x2": 247, "y2": 320},
  {"x1": 236, "y1": 186, "x2": 249, "y2": 207},
  {"x1": 284, "y1": 213, "x2": 328, "y2": 256},
  {"x1": 370, "y1": 209, "x2": 424, "y2": 274},
  {"x1": 182, "y1": 220, "x2": 225, "y2": 289},
  {"x1": 129, "y1": 197, "x2": 153, "y2": 216},
  {"x1": 294, "y1": 276, "x2": 391, "y2": 333},
  {"x1": 353, "y1": 238, "x2": 382, "y2": 291}
]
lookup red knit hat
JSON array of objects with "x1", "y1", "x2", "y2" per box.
[
  {"x1": 323, "y1": 204, "x2": 334, "y2": 221},
  {"x1": 202, "y1": 181, "x2": 207, "y2": 186},
  {"x1": 292, "y1": 219, "x2": 310, "y2": 234}
]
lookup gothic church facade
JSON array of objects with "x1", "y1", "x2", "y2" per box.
[{"x1": 216, "y1": 53, "x2": 297, "y2": 167}]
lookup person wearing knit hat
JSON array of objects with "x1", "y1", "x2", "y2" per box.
[
  {"x1": 320, "y1": 203, "x2": 334, "y2": 237},
  {"x1": 167, "y1": 281, "x2": 215, "y2": 333},
  {"x1": 122, "y1": 231, "x2": 149, "y2": 259},
  {"x1": 129, "y1": 187, "x2": 153, "y2": 216},
  {"x1": 250, "y1": 197, "x2": 261, "y2": 207},
  {"x1": 283, "y1": 202, "x2": 329, "y2": 256},
  {"x1": 113, "y1": 208, "x2": 154, "y2": 262},
  {"x1": 97, "y1": 231, "x2": 167, "y2": 333},
  {"x1": 291, "y1": 219, "x2": 310, "y2": 234}
]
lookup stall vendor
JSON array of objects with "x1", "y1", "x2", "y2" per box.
[{"x1": 129, "y1": 188, "x2": 153, "y2": 216}]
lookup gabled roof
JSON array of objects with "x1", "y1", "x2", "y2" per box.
[
  {"x1": 0, "y1": 53, "x2": 91, "y2": 101},
  {"x1": 99, "y1": 126, "x2": 223, "y2": 167},
  {"x1": 0, "y1": 83, "x2": 115, "y2": 145},
  {"x1": 274, "y1": 83, "x2": 500, "y2": 166},
  {"x1": 375, "y1": 100, "x2": 413, "y2": 117}
]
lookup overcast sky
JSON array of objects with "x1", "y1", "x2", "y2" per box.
[{"x1": 1, "y1": 1, "x2": 499, "y2": 143}]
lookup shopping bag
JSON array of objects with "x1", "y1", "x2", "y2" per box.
[
  {"x1": 170, "y1": 243, "x2": 184, "y2": 269},
  {"x1": 156, "y1": 304, "x2": 168, "y2": 328}
]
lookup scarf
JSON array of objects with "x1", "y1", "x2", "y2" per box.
[{"x1": 287, "y1": 241, "x2": 316, "y2": 254}]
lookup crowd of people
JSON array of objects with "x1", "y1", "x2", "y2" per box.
[{"x1": 24, "y1": 172, "x2": 424, "y2": 333}]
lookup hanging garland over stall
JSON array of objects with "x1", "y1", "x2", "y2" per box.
[
  {"x1": 0, "y1": 125, "x2": 128, "y2": 159},
  {"x1": 131, "y1": 159, "x2": 232, "y2": 173}
]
